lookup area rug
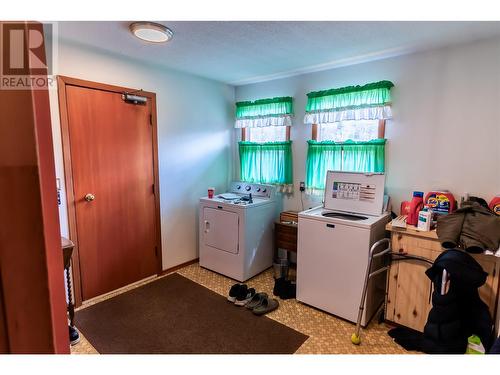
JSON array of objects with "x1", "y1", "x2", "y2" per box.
[{"x1": 75, "y1": 273, "x2": 308, "y2": 354}]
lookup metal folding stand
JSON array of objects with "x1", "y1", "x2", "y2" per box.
[{"x1": 351, "y1": 238, "x2": 434, "y2": 345}]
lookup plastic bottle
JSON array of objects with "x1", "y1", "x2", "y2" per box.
[
  {"x1": 424, "y1": 190, "x2": 456, "y2": 215},
  {"x1": 417, "y1": 207, "x2": 432, "y2": 231},
  {"x1": 407, "y1": 191, "x2": 424, "y2": 226}
]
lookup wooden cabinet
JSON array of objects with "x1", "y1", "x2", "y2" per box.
[{"x1": 385, "y1": 224, "x2": 500, "y2": 332}]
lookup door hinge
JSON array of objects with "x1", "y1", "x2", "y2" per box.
[
  {"x1": 152, "y1": 183, "x2": 155, "y2": 195},
  {"x1": 149, "y1": 114, "x2": 153, "y2": 125},
  {"x1": 155, "y1": 246, "x2": 159, "y2": 257}
]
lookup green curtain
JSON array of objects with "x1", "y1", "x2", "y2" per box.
[
  {"x1": 305, "y1": 139, "x2": 386, "y2": 192},
  {"x1": 304, "y1": 81, "x2": 394, "y2": 124},
  {"x1": 236, "y1": 97, "x2": 293, "y2": 119},
  {"x1": 305, "y1": 81, "x2": 393, "y2": 112},
  {"x1": 239, "y1": 141, "x2": 293, "y2": 185},
  {"x1": 342, "y1": 139, "x2": 385, "y2": 173},
  {"x1": 235, "y1": 96, "x2": 294, "y2": 128},
  {"x1": 305, "y1": 141, "x2": 342, "y2": 193}
]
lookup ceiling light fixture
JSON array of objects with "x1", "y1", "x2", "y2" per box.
[{"x1": 129, "y1": 22, "x2": 173, "y2": 43}]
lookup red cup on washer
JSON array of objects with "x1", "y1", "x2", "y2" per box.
[{"x1": 208, "y1": 187, "x2": 215, "y2": 199}]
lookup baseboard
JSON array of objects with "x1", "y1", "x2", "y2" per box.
[{"x1": 160, "y1": 258, "x2": 199, "y2": 276}]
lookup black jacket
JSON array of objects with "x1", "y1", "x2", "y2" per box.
[{"x1": 389, "y1": 249, "x2": 493, "y2": 353}]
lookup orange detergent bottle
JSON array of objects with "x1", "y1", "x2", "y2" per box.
[
  {"x1": 490, "y1": 196, "x2": 500, "y2": 216},
  {"x1": 424, "y1": 191, "x2": 457, "y2": 215}
]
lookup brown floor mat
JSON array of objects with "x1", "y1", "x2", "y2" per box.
[{"x1": 75, "y1": 273, "x2": 308, "y2": 354}]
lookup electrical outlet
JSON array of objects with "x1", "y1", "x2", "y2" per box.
[{"x1": 299, "y1": 181, "x2": 305, "y2": 192}]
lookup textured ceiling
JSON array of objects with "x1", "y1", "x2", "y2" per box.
[{"x1": 56, "y1": 21, "x2": 500, "y2": 85}]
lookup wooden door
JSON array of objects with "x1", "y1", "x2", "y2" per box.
[
  {"x1": 0, "y1": 278, "x2": 8, "y2": 353},
  {"x1": 62, "y1": 80, "x2": 160, "y2": 301}
]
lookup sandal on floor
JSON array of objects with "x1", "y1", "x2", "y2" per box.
[
  {"x1": 252, "y1": 296, "x2": 279, "y2": 316},
  {"x1": 245, "y1": 292, "x2": 268, "y2": 309}
]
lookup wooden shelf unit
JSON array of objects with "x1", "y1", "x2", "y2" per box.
[{"x1": 385, "y1": 223, "x2": 500, "y2": 333}]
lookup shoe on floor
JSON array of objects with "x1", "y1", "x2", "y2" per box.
[
  {"x1": 273, "y1": 277, "x2": 296, "y2": 299},
  {"x1": 252, "y1": 296, "x2": 279, "y2": 316},
  {"x1": 227, "y1": 283, "x2": 246, "y2": 302},
  {"x1": 273, "y1": 277, "x2": 286, "y2": 297},
  {"x1": 279, "y1": 280, "x2": 296, "y2": 300},
  {"x1": 235, "y1": 287, "x2": 256, "y2": 306},
  {"x1": 69, "y1": 325, "x2": 80, "y2": 346},
  {"x1": 245, "y1": 292, "x2": 268, "y2": 309}
]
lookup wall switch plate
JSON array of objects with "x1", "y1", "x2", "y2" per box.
[{"x1": 299, "y1": 181, "x2": 305, "y2": 192}]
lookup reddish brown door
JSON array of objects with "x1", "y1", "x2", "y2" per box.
[{"x1": 65, "y1": 85, "x2": 159, "y2": 301}]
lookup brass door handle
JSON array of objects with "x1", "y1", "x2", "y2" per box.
[{"x1": 84, "y1": 193, "x2": 95, "y2": 202}]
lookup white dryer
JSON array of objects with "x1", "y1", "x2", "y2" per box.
[
  {"x1": 297, "y1": 171, "x2": 390, "y2": 326},
  {"x1": 199, "y1": 182, "x2": 277, "y2": 281}
]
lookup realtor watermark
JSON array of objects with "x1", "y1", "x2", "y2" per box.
[{"x1": 1, "y1": 21, "x2": 57, "y2": 90}]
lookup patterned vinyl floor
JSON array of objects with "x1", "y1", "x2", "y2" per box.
[{"x1": 71, "y1": 263, "x2": 408, "y2": 354}]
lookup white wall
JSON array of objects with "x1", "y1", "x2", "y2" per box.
[
  {"x1": 235, "y1": 37, "x2": 500, "y2": 213},
  {"x1": 50, "y1": 39, "x2": 235, "y2": 270}
]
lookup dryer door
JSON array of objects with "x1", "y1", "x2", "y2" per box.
[{"x1": 203, "y1": 207, "x2": 239, "y2": 254}]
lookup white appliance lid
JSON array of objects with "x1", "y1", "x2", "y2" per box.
[{"x1": 323, "y1": 171, "x2": 386, "y2": 216}]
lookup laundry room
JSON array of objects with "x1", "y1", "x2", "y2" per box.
[{"x1": 1, "y1": 1, "x2": 500, "y2": 372}]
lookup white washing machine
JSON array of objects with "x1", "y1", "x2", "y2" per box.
[
  {"x1": 297, "y1": 171, "x2": 391, "y2": 326},
  {"x1": 199, "y1": 182, "x2": 277, "y2": 281}
]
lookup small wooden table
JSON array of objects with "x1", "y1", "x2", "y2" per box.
[
  {"x1": 274, "y1": 211, "x2": 298, "y2": 259},
  {"x1": 385, "y1": 223, "x2": 500, "y2": 332},
  {"x1": 61, "y1": 237, "x2": 75, "y2": 328}
]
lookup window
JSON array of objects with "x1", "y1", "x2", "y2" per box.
[
  {"x1": 304, "y1": 81, "x2": 393, "y2": 194},
  {"x1": 241, "y1": 126, "x2": 289, "y2": 143},
  {"x1": 239, "y1": 126, "x2": 292, "y2": 187},
  {"x1": 316, "y1": 120, "x2": 380, "y2": 142},
  {"x1": 234, "y1": 96, "x2": 294, "y2": 190},
  {"x1": 245, "y1": 126, "x2": 288, "y2": 143}
]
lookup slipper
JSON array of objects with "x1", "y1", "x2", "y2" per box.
[
  {"x1": 235, "y1": 287, "x2": 255, "y2": 306},
  {"x1": 227, "y1": 283, "x2": 246, "y2": 303},
  {"x1": 245, "y1": 292, "x2": 268, "y2": 309},
  {"x1": 252, "y1": 296, "x2": 279, "y2": 316}
]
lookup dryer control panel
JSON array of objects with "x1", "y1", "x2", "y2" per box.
[{"x1": 229, "y1": 182, "x2": 275, "y2": 199}]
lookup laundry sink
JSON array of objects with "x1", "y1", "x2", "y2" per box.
[{"x1": 321, "y1": 211, "x2": 368, "y2": 221}]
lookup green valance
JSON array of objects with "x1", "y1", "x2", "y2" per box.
[
  {"x1": 304, "y1": 81, "x2": 394, "y2": 124},
  {"x1": 235, "y1": 96, "x2": 293, "y2": 128}
]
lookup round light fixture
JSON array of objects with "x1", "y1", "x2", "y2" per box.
[{"x1": 129, "y1": 22, "x2": 173, "y2": 43}]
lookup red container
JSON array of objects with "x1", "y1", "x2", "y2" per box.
[
  {"x1": 490, "y1": 196, "x2": 500, "y2": 216},
  {"x1": 400, "y1": 201, "x2": 411, "y2": 216},
  {"x1": 407, "y1": 191, "x2": 424, "y2": 226},
  {"x1": 208, "y1": 187, "x2": 215, "y2": 199},
  {"x1": 424, "y1": 191, "x2": 456, "y2": 215}
]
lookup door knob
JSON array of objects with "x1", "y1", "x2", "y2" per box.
[{"x1": 84, "y1": 193, "x2": 95, "y2": 202}]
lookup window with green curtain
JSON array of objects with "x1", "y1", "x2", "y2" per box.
[
  {"x1": 305, "y1": 139, "x2": 385, "y2": 193},
  {"x1": 239, "y1": 141, "x2": 293, "y2": 186}
]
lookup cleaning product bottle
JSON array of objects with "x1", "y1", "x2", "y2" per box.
[
  {"x1": 489, "y1": 195, "x2": 500, "y2": 216},
  {"x1": 417, "y1": 207, "x2": 432, "y2": 231},
  {"x1": 424, "y1": 190, "x2": 457, "y2": 215},
  {"x1": 407, "y1": 191, "x2": 424, "y2": 226}
]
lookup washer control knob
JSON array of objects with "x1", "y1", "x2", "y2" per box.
[
  {"x1": 236, "y1": 185, "x2": 241, "y2": 190},
  {"x1": 262, "y1": 188, "x2": 267, "y2": 193},
  {"x1": 245, "y1": 185, "x2": 251, "y2": 191},
  {"x1": 256, "y1": 187, "x2": 261, "y2": 192}
]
